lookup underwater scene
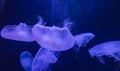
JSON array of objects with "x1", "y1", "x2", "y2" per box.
[{"x1": 0, "y1": 0, "x2": 120, "y2": 71}]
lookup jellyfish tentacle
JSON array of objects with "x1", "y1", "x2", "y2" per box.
[
  {"x1": 63, "y1": 19, "x2": 73, "y2": 30},
  {"x1": 73, "y1": 45, "x2": 80, "y2": 52},
  {"x1": 52, "y1": 51, "x2": 61, "y2": 58},
  {"x1": 111, "y1": 54, "x2": 120, "y2": 61},
  {"x1": 37, "y1": 16, "x2": 45, "y2": 25},
  {"x1": 96, "y1": 56, "x2": 105, "y2": 64},
  {"x1": 43, "y1": 66, "x2": 52, "y2": 71}
]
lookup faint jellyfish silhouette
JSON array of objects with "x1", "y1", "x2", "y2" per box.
[
  {"x1": 20, "y1": 51, "x2": 33, "y2": 71},
  {"x1": 1, "y1": 22, "x2": 34, "y2": 42},
  {"x1": 0, "y1": 0, "x2": 4, "y2": 18},
  {"x1": 32, "y1": 16, "x2": 75, "y2": 51},
  {"x1": 32, "y1": 47, "x2": 61, "y2": 71},
  {"x1": 89, "y1": 41, "x2": 120, "y2": 64},
  {"x1": 73, "y1": 33, "x2": 95, "y2": 52}
]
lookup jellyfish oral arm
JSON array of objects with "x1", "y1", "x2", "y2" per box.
[
  {"x1": 96, "y1": 56, "x2": 105, "y2": 64},
  {"x1": 32, "y1": 47, "x2": 59, "y2": 71},
  {"x1": 111, "y1": 54, "x2": 120, "y2": 61}
]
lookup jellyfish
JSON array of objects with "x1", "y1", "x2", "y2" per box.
[
  {"x1": 32, "y1": 47, "x2": 61, "y2": 71},
  {"x1": 0, "y1": 22, "x2": 35, "y2": 42},
  {"x1": 32, "y1": 16, "x2": 75, "y2": 51},
  {"x1": 20, "y1": 51, "x2": 33, "y2": 71},
  {"x1": 89, "y1": 41, "x2": 120, "y2": 64},
  {"x1": 32, "y1": 16, "x2": 95, "y2": 51},
  {"x1": 73, "y1": 33, "x2": 95, "y2": 52}
]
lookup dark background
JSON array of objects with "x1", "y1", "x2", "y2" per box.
[{"x1": 0, "y1": 0, "x2": 120, "y2": 71}]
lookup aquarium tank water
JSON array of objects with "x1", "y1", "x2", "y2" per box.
[{"x1": 0, "y1": 0, "x2": 120, "y2": 71}]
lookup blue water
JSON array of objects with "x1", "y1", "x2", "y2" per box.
[{"x1": 0, "y1": 0, "x2": 120, "y2": 71}]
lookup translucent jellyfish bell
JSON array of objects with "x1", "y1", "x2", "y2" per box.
[
  {"x1": 89, "y1": 41, "x2": 120, "y2": 64},
  {"x1": 32, "y1": 47, "x2": 61, "y2": 71},
  {"x1": 20, "y1": 51, "x2": 33, "y2": 71},
  {"x1": 32, "y1": 16, "x2": 75, "y2": 51},
  {"x1": 1, "y1": 23, "x2": 34, "y2": 42},
  {"x1": 73, "y1": 33, "x2": 95, "y2": 52}
]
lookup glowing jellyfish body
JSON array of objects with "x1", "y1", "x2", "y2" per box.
[
  {"x1": 73, "y1": 33, "x2": 95, "y2": 52},
  {"x1": 32, "y1": 17, "x2": 75, "y2": 51},
  {"x1": 32, "y1": 47, "x2": 61, "y2": 71},
  {"x1": 89, "y1": 41, "x2": 120, "y2": 64},
  {"x1": 20, "y1": 51, "x2": 33, "y2": 71},
  {"x1": 1, "y1": 23, "x2": 34, "y2": 42}
]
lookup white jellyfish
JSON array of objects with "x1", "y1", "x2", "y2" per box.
[
  {"x1": 20, "y1": 51, "x2": 33, "y2": 71},
  {"x1": 73, "y1": 33, "x2": 95, "y2": 52},
  {"x1": 32, "y1": 16, "x2": 95, "y2": 51},
  {"x1": 89, "y1": 41, "x2": 120, "y2": 64},
  {"x1": 32, "y1": 47, "x2": 61, "y2": 71},
  {"x1": 0, "y1": 22, "x2": 34, "y2": 42},
  {"x1": 32, "y1": 16, "x2": 75, "y2": 51}
]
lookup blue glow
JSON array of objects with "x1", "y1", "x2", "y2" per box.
[
  {"x1": 51, "y1": 0, "x2": 69, "y2": 25},
  {"x1": 20, "y1": 51, "x2": 33, "y2": 71}
]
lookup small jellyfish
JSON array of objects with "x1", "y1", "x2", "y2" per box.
[
  {"x1": 20, "y1": 51, "x2": 33, "y2": 71},
  {"x1": 32, "y1": 47, "x2": 61, "y2": 71},
  {"x1": 1, "y1": 22, "x2": 34, "y2": 42},
  {"x1": 73, "y1": 33, "x2": 95, "y2": 52},
  {"x1": 89, "y1": 41, "x2": 120, "y2": 64},
  {"x1": 32, "y1": 16, "x2": 75, "y2": 51}
]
